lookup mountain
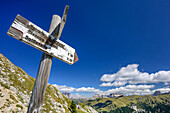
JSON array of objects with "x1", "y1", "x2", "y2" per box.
[
  {"x1": 0, "y1": 53, "x2": 98, "y2": 113},
  {"x1": 83, "y1": 94, "x2": 170, "y2": 113},
  {"x1": 153, "y1": 91, "x2": 161, "y2": 96}
]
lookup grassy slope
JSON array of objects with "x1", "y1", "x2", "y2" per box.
[
  {"x1": 0, "y1": 53, "x2": 89, "y2": 113},
  {"x1": 0, "y1": 53, "x2": 96, "y2": 113},
  {"x1": 0, "y1": 53, "x2": 72, "y2": 112},
  {"x1": 83, "y1": 94, "x2": 170, "y2": 112}
]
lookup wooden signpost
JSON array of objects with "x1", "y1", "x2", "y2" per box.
[{"x1": 7, "y1": 5, "x2": 78, "y2": 113}]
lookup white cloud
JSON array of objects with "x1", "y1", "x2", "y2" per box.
[
  {"x1": 76, "y1": 87, "x2": 101, "y2": 93},
  {"x1": 72, "y1": 93, "x2": 93, "y2": 99},
  {"x1": 125, "y1": 85, "x2": 155, "y2": 90},
  {"x1": 53, "y1": 84, "x2": 169, "y2": 97},
  {"x1": 100, "y1": 82, "x2": 113, "y2": 87},
  {"x1": 105, "y1": 85, "x2": 154, "y2": 95},
  {"x1": 53, "y1": 84, "x2": 76, "y2": 92},
  {"x1": 152, "y1": 87, "x2": 170, "y2": 94},
  {"x1": 100, "y1": 81, "x2": 127, "y2": 87},
  {"x1": 53, "y1": 63, "x2": 170, "y2": 97},
  {"x1": 53, "y1": 84, "x2": 155, "y2": 96},
  {"x1": 100, "y1": 74, "x2": 116, "y2": 82},
  {"x1": 164, "y1": 82, "x2": 170, "y2": 85},
  {"x1": 53, "y1": 84, "x2": 101, "y2": 93},
  {"x1": 100, "y1": 64, "x2": 170, "y2": 87},
  {"x1": 72, "y1": 93, "x2": 82, "y2": 98}
]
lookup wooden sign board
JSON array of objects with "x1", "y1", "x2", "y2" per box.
[{"x1": 7, "y1": 14, "x2": 78, "y2": 65}]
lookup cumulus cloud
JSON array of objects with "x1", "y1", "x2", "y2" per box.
[
  {"x1": 53, "y1": 84, "x2": 169, "y2": 96},
  {"x1": 152, "y1": 87, "x2": 170, "y2": 93},
  {"x1": 53, "y1": 84, "x2": 101, "y2": 93},
  {"x1": 76, "y1": 87, "x2": 101, "y2": 93},
  {"x1": 100, "y1": 64, "x2": 170, "y2": 87},
  {"x1": 105, "y1": 85, "x2": 155, "y2": 95},
  {"x1": 53, "y1": 84, "x2": 76, "y2": 92},
  {"x1": 100, "y1": 74, "x2": 116, "y2": 82},
  {"x1": 100, "y1": 81, "x2": 127, "y2": 87},
  {"x1": 53, "y1": 63, "x2": 170, "y2": 97}
]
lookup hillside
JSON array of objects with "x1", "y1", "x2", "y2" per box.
[
  {"x1": 83, "y1": 94, "x2": 170, "y2": 113},
  {"x1": 0, "y1": 53, "x2": 98, "y2": 113}
]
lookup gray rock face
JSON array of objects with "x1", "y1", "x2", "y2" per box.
[{"x1": 153, "y1": 91, "x2": 161, "y2": 96}]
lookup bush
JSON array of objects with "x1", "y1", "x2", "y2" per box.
[
  {"x1": 0, "y1": 82, "x2": 10, "y2": 89},
  {"x1": 70, "y1": 100, "x2": 77, "y2": 113},
  {"x1": 16, "y1": 104, "x2": 23, "y2": 110},
  {"x1": 10, "y1": 94, "x2": 18, "y2": 103}
]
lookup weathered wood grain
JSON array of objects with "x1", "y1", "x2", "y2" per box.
[
  {"x1": 57, "y1": 5, "x2": 69, "y2": 39},
  {"x1": 27, "y1": 15, "x2": 60, "y2": 113}
]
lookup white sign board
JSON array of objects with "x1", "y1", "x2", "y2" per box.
[{"x1": 7, "y1": 14, "x2": 78, "y2": 65}]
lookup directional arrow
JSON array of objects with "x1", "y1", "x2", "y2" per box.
[{"x1": 7, "y1": 14, "x2": 78, "y2": 65}]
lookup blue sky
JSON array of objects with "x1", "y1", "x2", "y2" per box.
[{"x1": 1, "y1": 0, "x2": 170, "y2": 97}]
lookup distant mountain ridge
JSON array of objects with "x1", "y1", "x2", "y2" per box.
[
  {"x1": 153, "y1": 90, "x2": 170, "y2": 96},
  {"x1": 83, "y1": 92, "x2": 170, "y2": 113},
  {"x1": 0, "y1": 53, "x2": 98, "y2": 113}
]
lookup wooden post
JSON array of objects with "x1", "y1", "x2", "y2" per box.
[{"x1": 27, "y1": 15, "x2": 61, "y2": 113}]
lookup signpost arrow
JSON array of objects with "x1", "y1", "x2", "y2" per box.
[
  {"x1": 7, "y1": 14, "x2": 78, "y2": 65},
  {"x1": 7, "y1": 5, "x2": 78, "y2": 113}
]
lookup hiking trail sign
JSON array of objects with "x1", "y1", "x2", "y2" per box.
[
  {"x1": 7, "y1": 13, "x2": 78, "y2": 65},
  {"x1": 7, "y1": 5, "x2": 78, "y2": 113}
]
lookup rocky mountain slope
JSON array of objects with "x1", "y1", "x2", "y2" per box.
[
  {"x1": 0, "y1": 53, "x2": 98, "y2": 113},
  {"x1": 83, "y1": 94, "x2": 170, "y2": 113}
]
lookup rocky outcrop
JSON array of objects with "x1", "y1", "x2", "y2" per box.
[
  {"x1": 0, "y1": 85, "x2": 27, "y2": 112},
  {"x1": 153, "y1": 91, "x2": 161, "y2": 96}
]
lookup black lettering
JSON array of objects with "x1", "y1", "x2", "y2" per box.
[
  {"x1": 34, "y1": 40, "x2": 37, "y2": 43},
  {"x1": 27, "y1": 30, "x2": 45, "y2": 42},
  {"x1": 25, "y1": 35, "x2": 45, "y2": 49},
  {"x1": 29, "y1": 25, "x2": 35, "y2": 31},
  {"x1": 55, "y1": 41, "x2": 65, "y2": 49},
  {"x1": 33, "y1": 39, "x2": 36, "y2": 43},
  {"x1": 25, "y1": 35, "x2": 29, "y2": 39},
  {"x1": 28, "y1": 30, "x2": 31, "y2": 34}
]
